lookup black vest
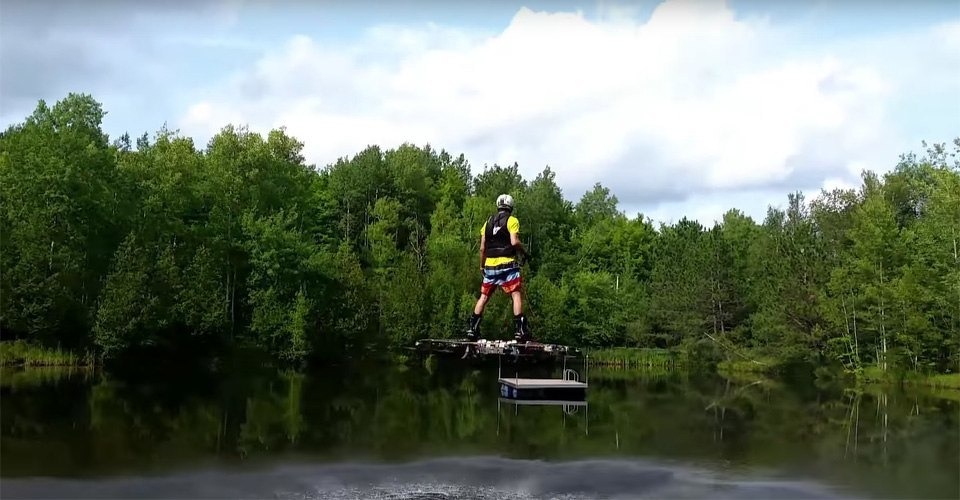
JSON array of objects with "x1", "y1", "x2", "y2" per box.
[{"x1": 484, "y1": 210, "x2": 515, "y2": 258}]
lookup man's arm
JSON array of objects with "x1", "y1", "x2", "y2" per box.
[
  {"x1": 509, "y1": 216, "x2": 527, "y2": 260},
  {"x1": 510, "y1": 231, "x2": 526, "y2": 257}
]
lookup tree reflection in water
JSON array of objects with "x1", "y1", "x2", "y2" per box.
[{"x1": 0, "y1": 362, "x2": 957, "y2": 499}]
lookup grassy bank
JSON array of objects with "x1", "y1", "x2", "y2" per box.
[
  {"x1": 857, "y1": 366, "x2": 960, "y2": 391},
  {"x1": 585, "y1": 347, "x2": 686, "y2": 373},
  {"x1": 0, "y1": 340, "x2": 97, "y2": 367},
  {"x1": 923, "y1": 373, "x2": 960, "y2": 390},
  {"x1": 714, "y1": 354, "x2": 960, "y2": 393}
]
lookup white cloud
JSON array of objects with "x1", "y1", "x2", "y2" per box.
[{"x1": 178, "y1": 0, "x2": 959, "y2": 224}]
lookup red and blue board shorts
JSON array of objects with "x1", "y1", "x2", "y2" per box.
[{"x1": 480, "y1": 261, "x2": 522, "y2": 296}]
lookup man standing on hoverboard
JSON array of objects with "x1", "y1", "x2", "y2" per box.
[{"x1": 464, "y1": 194, "x2": 533, "y2": 343}]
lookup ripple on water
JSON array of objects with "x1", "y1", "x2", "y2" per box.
[{"x1": 2, "y1": 456, "x2": 858, "y2": 500}]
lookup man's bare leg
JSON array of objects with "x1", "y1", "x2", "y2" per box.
[
  {"x1": 466, "y1": 293, "x2": 490, "y2": 340},
  {"x1": 511, "y1": 290, "x2": 531, "y2": 342},
  {"x1": 474, "y1": 293, "x2": 491, "y2": 315}
]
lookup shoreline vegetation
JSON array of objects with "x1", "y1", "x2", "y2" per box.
[
  {"x1": 585, "y1": 347, "x2": 686, "y2": 371},
  {"x1": 0, "y1": 340, "x2": 96, "y2": 368},
  {"x1": 3, "y1": 339, "x2": 955, "y2": 392},
  {"x1": 1, "y1": 93, "x2": 958, "y2": 388}
]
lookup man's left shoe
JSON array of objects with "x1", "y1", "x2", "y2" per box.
[
  {"x1": 514, "y1": 314, "x2": 532, "y2": 343},
  {"x1": 514, "y1": 331, "x2": 533, "y2": 343}
]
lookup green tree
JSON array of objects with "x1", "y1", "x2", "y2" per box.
[{"x1": 1, "y1": 92, "x2": 957, "y2": 377}]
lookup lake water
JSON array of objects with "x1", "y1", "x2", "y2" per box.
[{"x1": 1, "y1": 358, "x2": 957, "y2": 499}]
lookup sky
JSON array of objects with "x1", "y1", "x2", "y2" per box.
[{"x1": 2, "y1": 0, "x2": 958, "y2": 226}]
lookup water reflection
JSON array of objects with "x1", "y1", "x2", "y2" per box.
[
  {"x1": 1, "y1": 457, "x2": 850, "y2": 500},
  {"x1": 1, "y1": 363, "x2": 957, "y2": 499}
]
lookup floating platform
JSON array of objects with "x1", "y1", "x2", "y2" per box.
[
  {"x1": 411, "y1": 338, "x2": 581, "y2": 365},
  {"x1": 498, "y1": 376, "x2": 588, "y2": 401},
  {"x1": 497, "y1": 398, "x2": 588, "y2": 407}
]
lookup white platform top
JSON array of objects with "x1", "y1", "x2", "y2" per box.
[
  {"x1": 499, "y1": 377, "x2": 588, "y2": 389},
  {"x1": 498, "y1": 398, "x2": 588, "y2": 406}
]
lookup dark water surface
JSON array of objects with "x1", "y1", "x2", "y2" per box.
[{"x1": 1, "y1": 360, "x2": 957, "y2": 499}]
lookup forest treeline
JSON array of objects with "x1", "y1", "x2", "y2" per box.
[{"x1": 1, "y1": 94, "x2": 958, "y2": 374}]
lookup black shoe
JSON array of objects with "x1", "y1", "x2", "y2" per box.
[
  {"x1": 465, "y1": 313, "x2": 482, "y2": 341},
  {"x1": 513, "y1": 314, "x2": 531, "y2": 342}
]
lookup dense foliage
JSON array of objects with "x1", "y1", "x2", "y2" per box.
[{"x1": 1, "y1": 94, "x2": 957, "y2": 374}]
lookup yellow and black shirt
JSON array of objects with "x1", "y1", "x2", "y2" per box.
[{"x1": 480, "y1": 210, "x2": 520, "y2": 267}]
